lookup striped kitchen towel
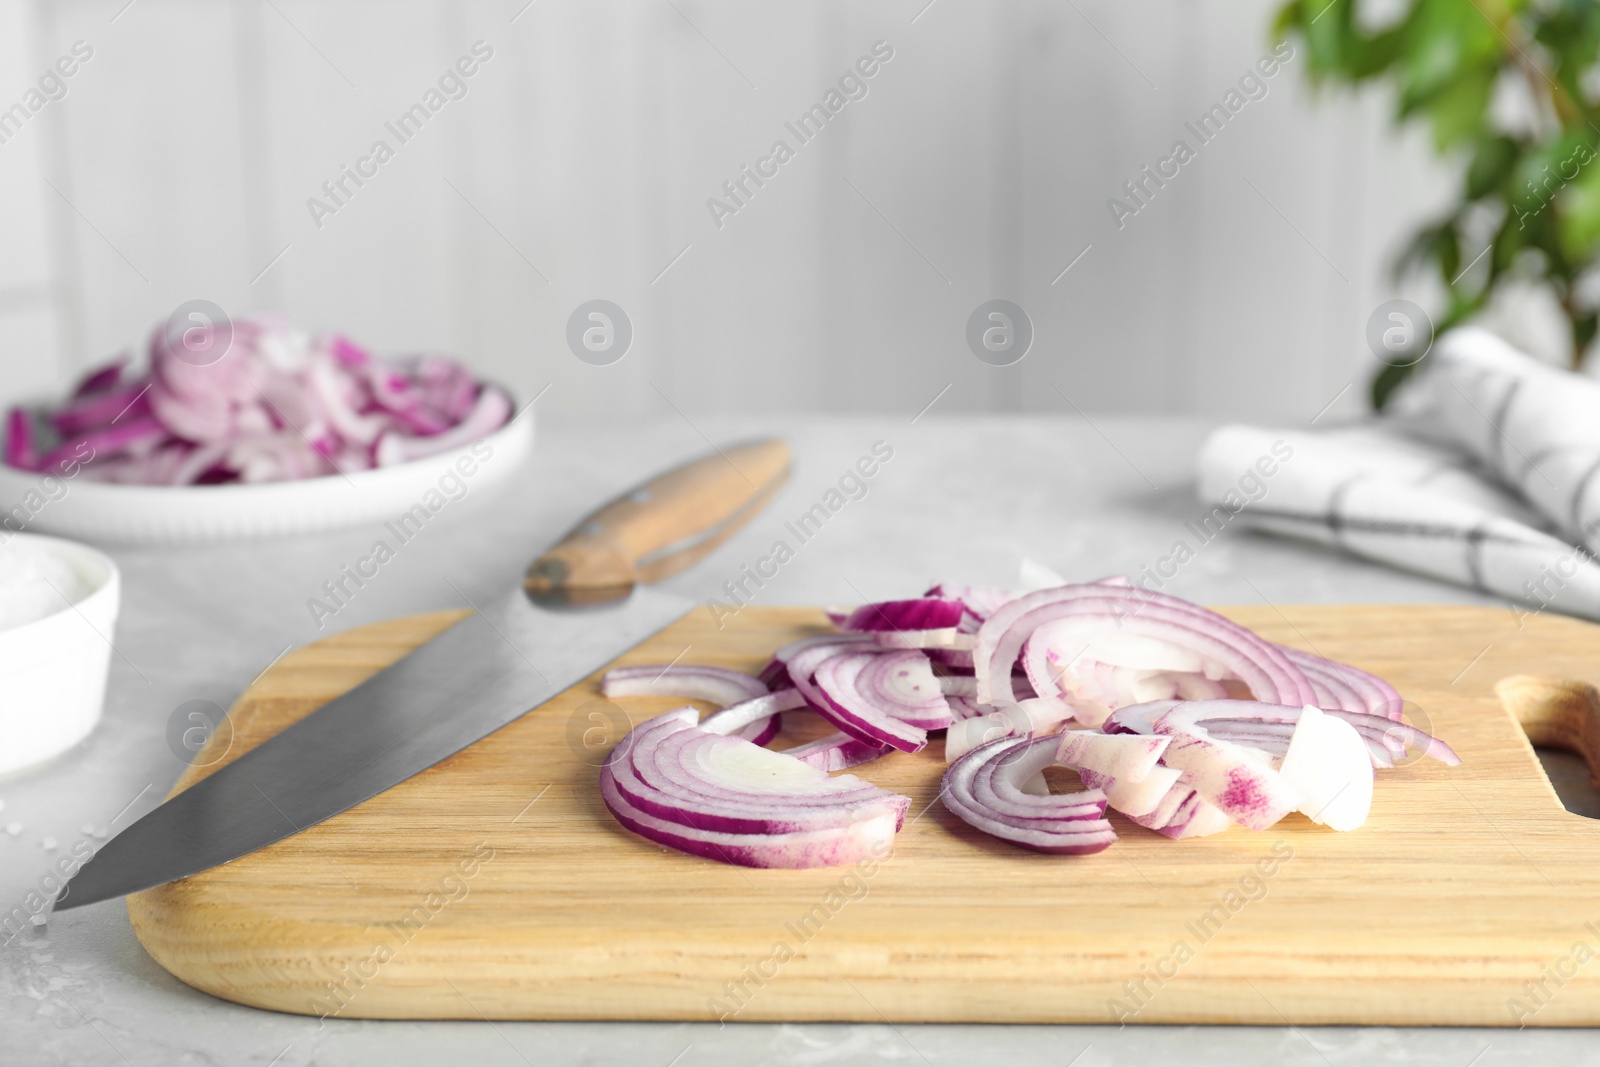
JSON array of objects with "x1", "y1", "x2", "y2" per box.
[
  {"x1": 1385, "y1": 326, "x2": 1600, "y2": 553},
  {"x1": 1197, "y1": 419, "x2": 1600, "y2": 621}
]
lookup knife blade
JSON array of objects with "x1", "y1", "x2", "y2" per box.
[{"x1": 58, "y1": 438, "x2": 790, "y2": 910}]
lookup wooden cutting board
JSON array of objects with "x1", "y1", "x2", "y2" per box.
[{"x1": 128, "y1": 604, "x2": 1600, "y2": 1026}]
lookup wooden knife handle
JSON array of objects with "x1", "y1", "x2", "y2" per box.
[
  {"x1": 1495, "y1": 674, "x2": 1600, "y2": 786},
  {"x1": 524, "y1": 439, "x2": 791, "y2": 606}
]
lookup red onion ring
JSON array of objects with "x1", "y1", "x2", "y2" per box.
[
  {"x1": 782, "y1": 731, "x2": 894, "y2": 771},
  {"x1": 975, "y1": 585, "x2": 1317, "y2": 712},
  {"x1": 837, "y1": 598, "x2": 968, "y2": 633},
  {"x1": 600, "y1": 708, "x2": 907, "y2": 868},
  {"x1": 942, "y1": 735, "x2": 1116, "y2": 854},
  {"x1": 811, "y1": 650, "x2": 933, "y2": 752},
  {"x1": 602, "y1": 664, "x2": 779, "y2": 745},
  {"x1": 1280, "y1": 646, "x2": 1404, "y2": 721}
]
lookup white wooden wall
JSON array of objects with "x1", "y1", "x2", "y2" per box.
[{"x1": 0, "y1": 0, "x2": 1453, "y2": 421}]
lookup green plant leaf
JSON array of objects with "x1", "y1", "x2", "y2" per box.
[
  {"x1": 1277, "y1": 0, "x2": 1600, "y2": 400},
  {"x1": 1465, "y1": 135, "x2": 1519, "y2": 199},
  {"x1": 1419, "y1": 64, "x2": 1497, "y2": 149},
  {"x1": 1371, "y1": 361, "x2": 1417, "y2": 409},
  {"x1": 1557, "y1": 144, "x2": 1600, "y2": 262}
]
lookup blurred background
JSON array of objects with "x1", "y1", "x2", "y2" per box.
[{"x1": 0, "y1": 0, "x2": 1498, "y2": 422}]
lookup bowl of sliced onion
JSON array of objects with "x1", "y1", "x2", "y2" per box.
[{"x1": 0, "y1": 313, "x2": 533, "y2": 544}]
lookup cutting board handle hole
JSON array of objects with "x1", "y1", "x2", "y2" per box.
[{"x1": 1496, "y1": 674, "x2": 1600, "y2": 819}]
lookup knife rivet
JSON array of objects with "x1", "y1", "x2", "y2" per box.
[
  {"x1": 581, "y1": 521, "x2": 604, "y2": 537},
  {"x1": 629, "y1": 489, "x2": 652, "y2": 504}
]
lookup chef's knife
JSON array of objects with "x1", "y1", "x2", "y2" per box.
[{"x1": 58, "y1": 438, "x2": 790, "y2": 910}]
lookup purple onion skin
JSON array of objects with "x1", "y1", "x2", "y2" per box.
[
  {"x1": 599, "y1": 768, "x2": 898, "y2": 869},
  {"x1": 840, "y1": 598, "x2": 967, "y2": 633}
]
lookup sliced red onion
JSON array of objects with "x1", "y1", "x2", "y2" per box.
[
  {"x1": 874, "y1": 629, "x2": 975, "y2": 650},
  {"x1": 602, "y1": 665, "x2": 784, "y2": 745},
  {"x1": 1199, "y1": 718, "x2": 1396, "y2": 769},
  {"x1": 630, "y1": 717, "x2": 893, "y2": 827},
  {"x1": 373, "y1": 385, "x2": 511, "y2": 465},
  {"x1": 6, "y1": 315, "x2": 512, "y2": 484},
  {"x1": 811, "y1": 651, "x2": 932, "y2": 752},
  {"x1": 837, "y1": 598, "x2": 968, "y2": 633},
  {"x1": 330, "y1": 335, "x2": 370, "y2": 367},
  {"x1": 1281, "y1": 646, "x2": 1403, "y2": 721},
  {"x1": 37, "y1": 418, "x2": 165, "y2": 473},
  {"x1": 924, "y1": 583, "x2": 1014, "y2": 621},
  {"x1": 1144, "y1": 709, "x2": 1300, "y2": 832},
  {"x1": 944, "y1": 698, "x2": 1078, "y2": 761},
  {"x1": 977, "y1": 585, "x2": 1317, "y2": 715},
  {"x1": 784, "y1": 635, "x2": 877, "y2": 706},
  {"x1": 1141, "y1": 791, "x2": 1233, "y2": 839},
  {"x1": 1110, "y1": 699, "x2": 1459, "y2": 768},
  {"x1": 589, "y1": 581, "x2": 1450, "y2": 863},
  {"x1": 306, "y1": 357, "x2": 387, "y2": 446},
  {"x1": 48, "y1": 383, "x2": 152, "y2": 436},
  {"x1": 770, "y1": 633, "x2": 874, "y2": 675},
  {"x1": 1105, "y1": 699, "x2": 1436, "y2": 832},
  {"x1": 931, "y1": 647, "x2": 976, "y2": 669},
  {"x1": 162, "y1": 441, "x2": 227, "y2": 486},
  {"x1": 946, "y1": 711, "x2": 1024, "y2": 762},
  {"x1": 1124, "y1": 776, "x2": 1194, "y2": 829},
  {"x1": 4, "y1": 408, "x2": 38, "y2": 471},
  {"x1": 601, "y1": 664, "x2": 768, "y2": 706},
  {"x1": 783, "y1": 732, "x2": 894, "y2": 771},
  {"x1": 1030, "y1": 645, "x2": 1232, "y2": 729},
  {"x1": 600, "y1": 708, "x2": 907, "y2": 868},
  {"x1": 756, "y1": 656, "x2": 791, "y2": 690},
  {"x1": 1152, "y1": 703, "x2": 1376, "y2": 831},
  {"x1": 72, "y1": 357, "x2": 127, "y2": 398},
  {"x1": 1056, "y1": 730, "x2": 1170, "y2": 782},
  {"x1": 1276, "y1": 705, "x2": 1374, "y2": 831},
  {"x1": 1079, "y1": 764, "x2": 1185, "y2": 818},
  {"x1": 944, "y1": 694, "x2": 989, "y2": 721},
  {"x1": 942, "y1": 735, "x2": 1116, "y2": 854},
  {"x1": 757, "y1": 632, "x2": 875, "y2": 692},
  {"x1": 860, "y1": 652, "x2": 948, "y2": 726},
  {"x1": 699, "y1": 689, "x2": 807, "y2": 746}
]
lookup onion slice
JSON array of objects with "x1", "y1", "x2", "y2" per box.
[
  {"x1": 976, "y1": 584, "x2": 1317, "y2": 712},
  {"x1": 782, "y1": 731, "x2": 894, "y2": 771},
  {"x1": 1277, "y1": 705, "x2": 1374, "y2": 831},
  {"x1": 699, "y1": 689, "x2": 808, "y2": 746},
  {"x1": 602, "y1": 664, "x2": 780, "y2": 744},
  {"x1": 942, "y1": 735, "x2": 1116, "y2": 854},
  {"x1": 1056, "y1": 730, "x2": 1170, "y2": 782},
  {"x1": 600, "y1": 708, "x2": 908, "y2": 868},
  {"x1": 837, "y1": 598, "x2": 967, "y2": 633},
  {"x1": 1281, "y1": 646, "x2": 1403, "y2": 721},
  {"x1": 810, "y1": 650, "x2": 933, "y2": 753},
  {"x1": 601, "y1": 665, "x2": 767, "y2": 706},
  {"x1": 874, "y1": 629, "x2": 976, "y2": 650}
]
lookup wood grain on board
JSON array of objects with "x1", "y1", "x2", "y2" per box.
[{"x1": 128, "y1": 604, "x2": 1600, "y2": 1026}]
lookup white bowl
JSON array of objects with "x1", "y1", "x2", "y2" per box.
[
  {"x1": 0, "y1": 408, "x2": 534, "y2": 545},
  {"x1": 0, "y1": 533, "x2": 120, "y2": 776}
]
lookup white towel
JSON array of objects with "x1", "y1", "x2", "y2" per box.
[
  {"x1": 1196, "y1": 420, "x2": 1600, "y2": 621},
  {"x1": 1385, "y1": 326, "x2": 1600, "y2": 552}
]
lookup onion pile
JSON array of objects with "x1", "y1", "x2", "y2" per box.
[
  {"x1": 597, "y1": 577, "x2": 1460, "y2": 867},
  {"x1": 3, "y1": 313, "x2": 512, "y2": 484}
]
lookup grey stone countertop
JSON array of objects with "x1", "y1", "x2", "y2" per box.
[{"x1": 1, "y1": 414, "x2": 1592, "y2": 1066}]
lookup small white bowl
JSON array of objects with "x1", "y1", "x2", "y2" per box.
[
  {"x1": 0, "y1": 406, "x2": 534, "y2": 545},
  {"x1": 0, "y1": 533, "x2": 120, "y2": 776}
]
